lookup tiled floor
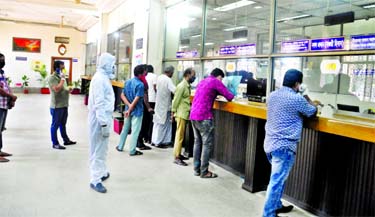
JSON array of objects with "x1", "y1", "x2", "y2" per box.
[{"x1": 0, "y1": 94, "x2": 316, "y2": 217}]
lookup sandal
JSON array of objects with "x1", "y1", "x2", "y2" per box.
[
  {"x1": 201, "y1": 171, "x2": 218, "y2": 178},
  {"x1": 129, "y1": 150, "x2": 143, "y2": 156}
]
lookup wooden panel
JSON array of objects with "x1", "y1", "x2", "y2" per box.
[
  {"x1": 283, "y1": 129, "x2": 375, "y2": 217},
  {"x1": 211, "y1": 110, "x2": 248, "y2": 175},
  {"x1": 242, "y1": 117, "x2": 270, "y2": 193}
]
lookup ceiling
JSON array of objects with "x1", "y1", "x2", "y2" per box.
[{"x1": 0, "y1": 0, "x2": 127, "y2": 31}]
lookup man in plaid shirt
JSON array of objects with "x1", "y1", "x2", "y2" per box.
[{"x1": 0, "y1": 53, "x2": 17, "y2": 163}]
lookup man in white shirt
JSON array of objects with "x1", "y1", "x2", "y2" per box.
[
  {"x1": 145, "y1": 65, "x2": 157, "y2": 143},
  {"x1": 151, "y1": 66, "x2": 176, "y2": 148}
]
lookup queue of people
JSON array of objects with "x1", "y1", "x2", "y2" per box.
[{"x1": 0, "y1": 51, "x2": 318, "y2": 217}]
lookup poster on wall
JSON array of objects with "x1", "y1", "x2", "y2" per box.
[{"x1": 13, "y1": 37, "x2": 41, "y2": 53}]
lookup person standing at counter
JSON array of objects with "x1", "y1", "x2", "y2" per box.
[
  {"x1": 263, "y1": 69, "x2": 318, "y2": 217},
  {"x1": 116, "y1": 65, "x2": 145, "y2": 156},
  {"x1": 151, "y1": 66, "x2": 176, "y2": 148},
  {"x1": 190, "y1": 68, "x2": 234, "y2": 178},
  {"x1": 171, "y1": 68, "x2": 196, "y2": 166}
]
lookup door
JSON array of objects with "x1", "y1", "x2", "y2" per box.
[{"x1": 51, "y1": 57, "x2": 73, "y2": 84}]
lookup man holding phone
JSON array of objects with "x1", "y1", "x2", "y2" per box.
[{"x1": 48, "y1": 60, "x2": 76, "y2": 150}]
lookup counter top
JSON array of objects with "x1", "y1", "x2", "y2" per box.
[{"x1": 212, "y1": 99, "x2": 374, "y2": 143}]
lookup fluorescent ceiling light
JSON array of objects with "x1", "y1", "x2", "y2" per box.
[
  {"x1": 223, "y1": 26, "x2": 247, "y2": 31},
  {"x1": 254, "y1": 6, "x2": 262, "y2": 9},
  {"x1": 277, "y1": 14, "x2": 311, "y2": 22},
  {"x1": 212, "y1": 18, "x2": 217, "y2": 20},
  {"x1": 197, "y1": 43, "x2": 215, "y2": 46},
  {"x1": 363, "y1": 4, "x2": 375, "y2": 9},
  {"x1": 179, "y1": 45, "x2": 189, "y2": 49},
  {"x1": 225, "y1": 38, "x2": 247, "y2": 43},
  {"x1": 214, "y1": 0, "x2": 255, "y2": 12},
  {"x1": 191, "y1": 34, "x2": 201, "y2": 38}
]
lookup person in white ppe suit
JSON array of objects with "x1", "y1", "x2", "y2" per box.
[{"x1": 88, "y1": 53, "x2": 116, "y2": 193}]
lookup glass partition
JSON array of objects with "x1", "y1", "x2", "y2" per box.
[
  {"x1": 85, "y1": 42, "x2": 97, "y2": 76},
  {"x1": 275, "y1": 0, "x2": 375, "y2": 53},
  {"x1": 164, "y1": 0, "x2": 203, "y2": 59},
  {"x1": 273, "y1": 56, "x2": 375, "y2": 118},
  {"x1": 205, "y1": 0, "x2": 270, "y2": 56},
  {"x1": 164, "y1": 61, "x2": 202, "y2": 87}
]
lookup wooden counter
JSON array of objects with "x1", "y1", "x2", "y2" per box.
[
  {"x1": 208, "y1": 99, "x2": 375, "y2": 216},
  {"x1": 212, "y1": 99, "x2": 374, "y2": 143}
]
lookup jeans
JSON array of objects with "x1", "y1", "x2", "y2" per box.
[
  {"x1": 50, "y1": 107, "x2": 70, "y2": 146},
  {"x1": 0, "y1": 108, "x2": 8, "y2": 151},
  {"x1": 118, "y1": 115, "x2": 143, "y2": 154},
  {"x1": 192, "y1": 120, "x2": 214, "y2": 175},
  {"x1": 263, "y1": 148, "x2": 296, "y2": 217}
]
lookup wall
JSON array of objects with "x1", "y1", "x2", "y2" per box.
[
  {"x1": 86, "y1": 0, "x2": 165, "y2": 76},
  {"x1": 0, "y1": 21, "x2": 86, "y2": 87}
]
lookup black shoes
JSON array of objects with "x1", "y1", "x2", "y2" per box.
[
  {"x1": 179, "y1": 155, "x2": 189, "y2": 160},
  {"x1": 138, "y1": 144, "x2": 152, "y2": 150},
  {"x1": 90, "y1": 183, "x2": 107, "y2": 193},
  {"x1": 116, "y1": 146, "x2": 123, "y2": 152},
  {"x1": 155, "y1": 144, "x2": 168, "y2": 149},
  {"x1": 276, "y1": 205, "x2": 294, "y2": 214},
  {"x1": 129, "y1": 150, "x2": 143, "y2": 156},
  {"x1": 64, "y1": 141, "x2": 77, "y2": 146},
  {"x1": 101, "y1": 173, "x2": 110, "y2": 182},
  {"x1": 53, "y1": 145, "x2": 66, "y2": 150},
  {"x1": 174, "y1": 158, "x2": 188, "y2": 166}
]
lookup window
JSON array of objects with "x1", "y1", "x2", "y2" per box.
[
  {"x1": 205, "y1": 0, "x2": 270, "y2": 56},
  {"x1": 164, "y1": 0, "x2": 203, "y2": 59},
  {"x1": 107, "y1": 25, "x2": 134, "y2": 81},
  {"x1": 85, "y1": 42, "x2": 97, "y2": 76}
]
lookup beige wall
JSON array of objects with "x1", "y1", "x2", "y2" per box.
[{"x1": 0, "y1": 21, "x2": 86, "y2": 87}]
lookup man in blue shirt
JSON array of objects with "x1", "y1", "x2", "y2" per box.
[
  {"x1": 263, "y1": 69, "x2": 318, "y2": 217},
  {"x1": 116, "y1": 65, "x2": 145, "y2": 156}
]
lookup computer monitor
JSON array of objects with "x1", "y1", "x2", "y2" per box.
[
  {"x1": 247, "y1": 78, "x2": 267, "y2": 97},
  {"x1": 337, "y1": 104, "x2": 360, "y2": 112}
]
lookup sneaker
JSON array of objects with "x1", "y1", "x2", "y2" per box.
[
  {"x1": 90, "y1": 183, "x2": 107, "y2": 193},
  {"x1": 174, "y1": 158, "x2": 188, "y2": 166},
  {"x1": 64, "y1": 141, "x2": 77, "y2": 146},
  {"x1": 0, "y1": 156, "x2": 9, "y2": 163},
  {"x1": 276, "y1": 205, "x2": 294, "y2": 214},
  {"x1": 53, "y1": 145, "x2": 66, "y2": 150},
  {"x1": 101, "y1": 173, "x2": 110, "y2": 182}
]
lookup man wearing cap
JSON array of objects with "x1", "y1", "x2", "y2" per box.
[{"x1": 263, "y1": 69, "x2": 319, "y2": 217}]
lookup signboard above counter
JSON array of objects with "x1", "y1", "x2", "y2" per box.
[
  {"x1": 219, "y1": 44, "x2": 256, "y2": 56},
  {"x1": 280, "y1": 34, "x2": 375, "y2": 53}
]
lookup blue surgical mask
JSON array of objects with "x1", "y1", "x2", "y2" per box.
[{"x1": 189, "y1": 76, "x2": 196, "y2": 84}]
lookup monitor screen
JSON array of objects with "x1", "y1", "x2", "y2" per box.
[
  {"x1": 337, "y1": 104, "x2": 360, "y2": 112},
  {"x1": 247, "y1": 78, "x2": 267, "y2": 97}
]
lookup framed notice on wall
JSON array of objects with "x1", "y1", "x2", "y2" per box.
[{"x1": 12, "y1": 37, "x2": 41, "y2": 53}]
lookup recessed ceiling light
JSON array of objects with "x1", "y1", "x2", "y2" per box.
[
  {"x1": 277, "y1": 14, "x2": 311, "y2": 22},
  {"x1": 225, "y1": 38, "x2": 247, "y2": 43},
  {"x1": 214, "y1": 0, "x2": 255, "y2": 12},
  {"x1": 254, "y1": 6, "x2": 262, "y2": 9},
  {"x1": 223, "y1": 26, "x2": 247, "y2": 31},
  {"x1": 212, "y1": 18, "x2": 217, "y2": 20}
]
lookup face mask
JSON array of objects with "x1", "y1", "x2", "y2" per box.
[
  {"x1": 298, "y1": 83, "x2": 307, "y2": 93},
  {"x1": 0, "y1": 60, "x2": 5, "y2": 69},
  {"x1": 188, "y1": 76, "x2": 196, "y2": 84},
  {"x1": 107, "y1": 65, "x2": 116, "y2": 79},
  {"x1": 56, "y1": 68, "x2": 61, "y2": 74},
  {"x1": 140, "y1": 75, "x2": 148, "y2": 88}
]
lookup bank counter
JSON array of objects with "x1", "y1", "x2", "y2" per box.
[
  {"x1": 82, "y1": 75, "x2": 374, "y2": 216},
  {"x1": 207, "y1": 98, "x2": 374, "y2": 217}
]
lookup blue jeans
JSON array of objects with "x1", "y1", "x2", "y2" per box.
[
  {"x1": 263, "y1": 148, "x2": 296, "y2": 217},
  {"x1": 192, "y1": 120, "x2": 214, "y2": 175},
  {"x1": 50, "y1": 107, "x2": 70, "y2": 146},
  {"x1": 117, "y1": 115, "x2": 143, "y2": 155}
]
